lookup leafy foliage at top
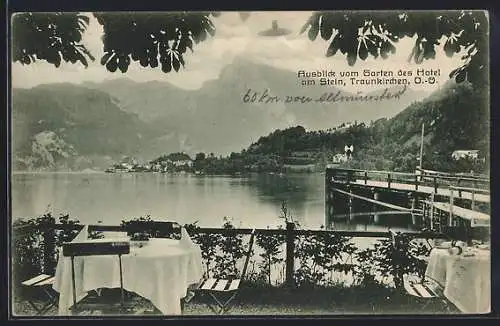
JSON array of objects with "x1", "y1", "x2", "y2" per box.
[
  {"x1": 12, "y1": 13, "x2": 95, "y2": 67},
  {"x1": 12, "y1": 12, "x2": 220, "y2": 74},
  {"x1": 94, "y1": 12, "x2": 220, "y2": 73},
  {"x1": 301, "y1": 10, "x2": 488, "y2": 88},
  {"x1": 13, "y1": 11, "x2": 487, "y2": 88}
]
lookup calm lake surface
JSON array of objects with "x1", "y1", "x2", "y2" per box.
[{"x1": 11, "y1": 172, "x2": 412, "y2": 231}]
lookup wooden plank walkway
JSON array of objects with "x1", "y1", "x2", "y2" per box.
[
  {"x1": 431, "y1": 202, "x2": 490, "y2": 227},
  {"x1": 352, "y1": 180, "x2": 490, "y2": 203}
]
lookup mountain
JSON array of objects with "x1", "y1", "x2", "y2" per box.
[
  {"x1": 82, "y1": 79, "x2": 192, "y2": 121},
  {"x1": 193, "y1": 79, "x2": 489, "y2": 174},
  {"x1": 381, "y1": 79, "x2": 489, "y2": 172},
  {"x1": 11, "y1": 84, "x2": 183, "y2": 171},
  {"x1": 83, "y1": 58, "x2": 429, "y2": 155},
  {"x1": 12, "y1": 74, "x2": 487, "y2": 173},
  {"x1": 12, "y1": 59, "x2": 436, "y2": 171}
]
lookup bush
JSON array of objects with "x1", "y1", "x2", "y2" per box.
[
  {"x1": 12, "y1": 213, "x2": 81, "y2": 290},
  {"x1": 12, "y1": 213, "x2": 431, "y2": 295}
]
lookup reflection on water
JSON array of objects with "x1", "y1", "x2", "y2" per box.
[{"x1": 11, "y1": 172, "x2": 412, "y2": 232}]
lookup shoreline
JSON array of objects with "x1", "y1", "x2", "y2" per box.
[{"x1": 11, "y1": 170, "x2": 327, "y2": 176}]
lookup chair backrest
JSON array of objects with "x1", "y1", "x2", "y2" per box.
[
  {"x1": 240, "y1": 229, "x2": 256, "y2": 281},
  {"x1": 62, "y1": 241, "x2": 130, "y2": 310},
  {"x1": 124, "y1": 220, "x2": 182, "y2": 239},
  {"x1": 62, "y1": 241, "x2": 130, "y2": 257}
]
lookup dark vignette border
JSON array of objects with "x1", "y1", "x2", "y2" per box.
[{"x1": 3, "y1": 0, "x2": 500, "y2": 323}]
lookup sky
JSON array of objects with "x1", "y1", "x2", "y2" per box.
[{"x1": 12, "y1": 11, "x2": 467, "y2": 92}]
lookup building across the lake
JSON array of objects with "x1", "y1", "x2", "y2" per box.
[{"x1": 451, "y1": 150, "x2": 480, "y2": 160}]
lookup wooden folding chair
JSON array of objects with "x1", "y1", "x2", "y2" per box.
[
  {"x1": 403, "y1": 274, "x2": 454, "y2": 312},
  {"x1": 21, "y1": 274, "x2": 58, "y2": 315},
  {"x1": 389, "y1": 230, "x2": 454, "y2": 313},
  {"x1": 194, "y1": 229, "x2": 256, "y2": 315},
  {"x1": 62, "y1": 241, "x2": 131, "y2": 315}
]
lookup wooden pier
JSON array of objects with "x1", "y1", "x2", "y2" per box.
[{"x1": 325, "y1": 167, "x2": 490, "y2": 233}]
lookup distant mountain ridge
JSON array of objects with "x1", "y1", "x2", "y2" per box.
[
  {"x1": 12, "y1": 84, "x2": 181, "y2": 171},
  {"x1": 83, "y1": 58, "x2": 429, "y2": 125},
  {"x1": 81, "y1": 58, "x2": 429, "y2": 155},
  {"x1": 219, "y1": 79, "x2": 488, "y2": 174},
  {"x1": 13, "y1": 58, "x2": 437, "y2": 171}
]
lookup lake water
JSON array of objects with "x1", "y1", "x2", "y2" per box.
[{"x1": 11, "y1": 172, "x2": 412, "y2": 232}]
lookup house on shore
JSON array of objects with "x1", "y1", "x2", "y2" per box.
[{"x1": 452, "y1": 150, "x2": 480, "y2": 160}]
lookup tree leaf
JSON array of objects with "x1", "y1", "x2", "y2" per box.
[
  {"x1": 100, "y1": 52, "x2": 112, "y2": 65},
  {"x1": 161, "y1": 55, "x2": 172, "y2": 73},
  {"x1": 308, "y1": 23, "x2": 319, "y2": 41},
  {"x1": 320, "y1": 15, "x2": 334, "y2": 41},
  {"x1": 359, "y1": 43, "x2": 369, "y2": 60},
  {"x1": 455, "y1": 69, "x2": 466, "y2": 83},
  {"x1": 139, "y1": 56, "x2": 149, "y2": 67},
  {"x1": 150, "y1": 57, "x2": 158, "y2": 68},
  {"x1": 326, "y1": 35, "x2": 341, "y2": 57},
  {"x1": 106, "y1": 58, "x2": 118, "y2": 72},
  {"x1": 300, "y1": 22, "x2": 310, "y2": 35},
  {"x1": 347, "y1": 52, "x2": 357, "y2": 66},
  {"x1": 172, "y1": 56, "x2": 181, "y2": 72}
]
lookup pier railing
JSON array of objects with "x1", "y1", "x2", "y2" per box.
[
  {"x1": 326, "y1": 167, "x2": 490, "y2": 194},
  {"x1": 12, "y1": 220, "x2": 452, "y2": 289}
]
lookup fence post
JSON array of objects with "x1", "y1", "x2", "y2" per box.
[
  {"x1": 433, "y1": 177, "x2": 438, "y2": 193},
  {"x1": 285, "y1": 222, "x2": 296, "y2": 288},
  {"x1": 391, "y1": 232, "x2": 404, "y2": 291},
  {"x1": 42, "y1": 218, "x2": 56, "y2": 275},
  {"x1": 364, "y1": 171, "x2": 368, "y2": 185},
  {"x1": 387, "y1": 173, "x2": 391, "y2": 189},
  {"x1": 449, "y1": 189, "x2": 454, "y2": 227},
  {"x1": 415, "y1": 174, "x2": 419, "y2": 191}
]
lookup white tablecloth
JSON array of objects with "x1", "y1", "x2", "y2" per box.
[
  {"x1": 425, "y1": 247, "x2": 490, "y2": 314},
  {"x1": 53, "y1": 226, "x2": 203, "y2": 315}
]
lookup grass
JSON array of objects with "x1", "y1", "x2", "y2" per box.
[{"x1": 11, "y1": 282, "x2": 457, "y2": 317}]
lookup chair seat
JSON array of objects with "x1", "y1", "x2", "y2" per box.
[
  {"x1": 403, "y1": 277, "x2": 443, "y2": 298},
  {"x1": 198, "y1": 278, "x2": 241, "y2": 292},
  {"x1": 22, "y1": 274, "x2": 56, "y2": 287},
  {"x1": 21, "y1": 274, "x2": 58, "y2": 315}
]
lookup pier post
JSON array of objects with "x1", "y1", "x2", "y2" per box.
[
  {"x1": 325, "y1": 173, "x2": 330, "y2": 229},
  {"x1": 325, "y1": 171, "x2": 333, "y2": 230},
  {"x1": 430, "y1": 193, "x2": 435, "y2": 230},
  {"x1": 409, "y1": 193, "x2": 417, "y2": 226},
  {"x1": 373, "y1": 190, "x2": 380, "y2": 224},
  {"x1": 348, "y1": 186, "x2": 353, "y2": 222}
]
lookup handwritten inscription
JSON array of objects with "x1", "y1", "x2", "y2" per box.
[{"x1": 242, "y1": 86, "x2": 408, "y2": 104}]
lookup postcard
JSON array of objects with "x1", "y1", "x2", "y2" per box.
[{"x1": 10, "y1": 10, "x2": 491, "y2": 317}]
